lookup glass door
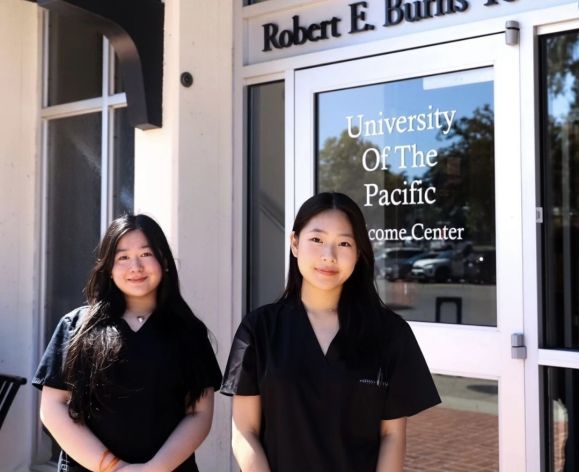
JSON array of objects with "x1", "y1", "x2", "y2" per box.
[{"x1": 295, "y1": 34, "x2": 525, "y2": 471}]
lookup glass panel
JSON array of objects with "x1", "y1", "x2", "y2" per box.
[
  {"x1": 407, "y1": 374, "x2": 498, "y2": 471},
  {"x1": 47, "y1": 13, "x2": 103, "y2": 105},
  {"x1": 317, "y1": 68, "x2": 496, "y2": 326},
  {"x1": 543, "y1": 367, "x2": 579, "y2": 472},
  {"x1": 541, "y1": 30, "x2": 579, "y2": 349},
  {"x1": 248, "y1": 82, "x2": 285, "y2": 310},
  {"x1": 45, "y1": 113, "x2": 101, "y2": 340},
  {"x1": 113, "y1": 52, "x2": 125, "y2": 94},
  {"x1": 112, "y1": 107, "x2": 134, "y2": 217}
]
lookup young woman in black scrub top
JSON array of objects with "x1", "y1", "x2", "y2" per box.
[
  {"x1": 33, "y1": 214, "x2": 222, "y2": 472},
  {"x1": 222, "y1": 192, "x2": 441, "y2": 472}
]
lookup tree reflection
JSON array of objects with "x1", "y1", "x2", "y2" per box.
[
  {"x1": 545, "y1": 35, "x2": 579, "y2": 100},
  {"x1": 542, "y1": 32, "x2": 579, "y2": 472},
  {"x1": 426, "y1": 104, "x2": 495, "y2": 245},
  {"x1": 317, "y1": 105, "x2": 495, "y2": 247},
  {"x1": 318, "y1": 128, "x2": 410, "y2": 230}
]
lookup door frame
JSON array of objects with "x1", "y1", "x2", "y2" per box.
[{"x1": 293, "y1": 34, "x2": 525, "y2": 471}]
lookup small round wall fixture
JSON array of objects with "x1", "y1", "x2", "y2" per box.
[{"x1": 180, "y1": 72, "x2": 193, "y2": 87}]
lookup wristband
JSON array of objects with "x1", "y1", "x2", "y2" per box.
[
  {"x1": 99, "y1": 449, "x2": 120, "y2": 472},
  {"x1": 103, "y1": 456, "x2": 120, "y2": 472}
]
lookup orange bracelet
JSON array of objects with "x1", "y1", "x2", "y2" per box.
[
  {"x1": 98, "y1": 450, "x2": 111, "y2": 472},
  {"x1": 98, "y1": 449, "x2": 120, "y2": 472},
  {"x1": 102, "y1": 456, "x2": 120, "y2": 472}
]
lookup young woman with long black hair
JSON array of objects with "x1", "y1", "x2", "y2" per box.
[
  {"x1": 33, "y1": 214, "x2": 222, "y2": 472},
  {"x1": 221, "y1": 192, "x2": 440, "y2": 472}
]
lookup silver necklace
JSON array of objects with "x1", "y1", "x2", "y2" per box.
[{"x1": 126, "y1": 311, "x2": 151, "y2": 324}]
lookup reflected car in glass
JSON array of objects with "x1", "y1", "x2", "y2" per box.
[
  {"x1": 410, "y1": 250, "x2": 455, "y2": 283},
  {"x1": 384, "y1": 251, "x2": 439, "y2": 281},
  {"x1": 374, "y1": 247, "x2": 424, "y2": 279}
]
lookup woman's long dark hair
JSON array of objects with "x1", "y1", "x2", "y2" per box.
[
  {"x1": 281, "y1": 192, "x2": 385, "y2": 362},
  {"x1": 63, "y1": 214, "x2": 210, "y2": 423}
]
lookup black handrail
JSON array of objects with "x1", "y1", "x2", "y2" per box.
[{"x1": 0, "y1": 373, "x2": 27, "y2": 430}]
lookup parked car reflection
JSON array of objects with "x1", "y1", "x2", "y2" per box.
[
  {"x1": 375, "y1": 247, "x2": 423, "y2": 279},
  {"x1": 407, "y1": 246, "x2": 495, "y2": 285},
  {"x1": 410, "y1": 250, "x2": 455, "y2": 283},
  {"x1": 385, "y1": 251, "x2": 439, "y2": 281}
]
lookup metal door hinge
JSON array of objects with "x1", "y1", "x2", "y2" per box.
[
  {"x1": 536, "y1": 207, "x2": 543, "y2": 223},
  {"x1": 511, "y1": 333, "x2": 527, "y2": 359},
  {"x1": 505, "y1": 21, "x2": 520, "y2": 46}
]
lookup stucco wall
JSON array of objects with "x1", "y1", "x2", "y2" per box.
[
  {"x1": 0, "y1": 1, "x2": 39, "y2": 471},
  {"x1": 175, "y1": 2, "x2": 234, "y2": 471},
  {"x1": 134, "y1": 1, "x2": 235, "y2": 470}
]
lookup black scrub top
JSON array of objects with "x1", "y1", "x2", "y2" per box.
[
  {"x1": 221, "y1": 297, "x2": 441, "y2": 472},
  {"x1": 33, "y1": 307, "x2": 223, "y2": 472}
]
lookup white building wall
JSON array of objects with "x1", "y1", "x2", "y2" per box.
[
  {"x1": 0, "y1": 1, "x2": 39, "y2": 471},
  {"x1": 134, "y1": 1, "x2": 235, "y2": 470},
  {"x1": 175, "y1": 2, "x2": 234, "y2": 470}
]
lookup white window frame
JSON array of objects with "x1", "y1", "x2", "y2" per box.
[
  {"x1": 33, "y1": 10, "x2": 132, "y2": 468},
  {"x1": 533, "y1": 20, "x2": 579, "y2": 375},
  {"x1": 524, "y1": 13, "x2": 579, "y2": 472}
]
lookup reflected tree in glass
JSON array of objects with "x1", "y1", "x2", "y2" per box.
[
  {"x1": 316, "y1": 72, "x2": 497, "y2": 326},
  {"x1": 318, "y1": 129, "x2": 409, "y2": 229},
  {"x1": 425, "y1": 104, "x2": 495, "y2": 246},
  {"x1": 542, "y1": 31, "x2": 579, "y2": 350}
]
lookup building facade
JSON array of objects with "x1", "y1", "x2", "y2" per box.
[{"x1": 0, "y1": 0, "x2": 578, "y2": 470}]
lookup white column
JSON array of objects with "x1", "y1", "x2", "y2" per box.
[
  {"x1": 0, "y1": 1, "x2": 39, "y2": 471},
  {"x1": 134, "y1": 1, "x2": 234, "y2": 470}
]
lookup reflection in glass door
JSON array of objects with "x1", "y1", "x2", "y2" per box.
[
  {"x1": 295, "y1": 34, "x2": 524, "y2": 470},
  {"x1": 406, "y1": 374, "x2": 498, "y2": 471},
  {"x1": 317, "y1": 69, "x2": 496, "y2": 327},
  {"x1": 540, "y1": 28, "x2": 579, "y2": 472}
]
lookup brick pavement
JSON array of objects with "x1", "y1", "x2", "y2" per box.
[
  {"x1": 405, "y1": 406, "x2": 568, "y2": 471},
  {"x1": 405, "y1": 406, "x2": 498, "y2": 471},
  {"x1": 553, "y1": 420, "x2": 567, "y2": 472}
]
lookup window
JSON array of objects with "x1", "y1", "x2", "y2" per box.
[
  {"x1": 541, "y1": 30, "x2": 579, "y2": 351},
  {"x1": 542, "y1": 367, "x2": 579, "y2": 472},
  {"x1": 247, "y1": 81, "x2": 285, "y2": 310},
  {"x1": 540, "y1": 28, "x2": 579, "y2": 471},
  {"x1": 38, "y1": 11, "x2": 135, "y2": 463},
  {"x1": 316, "y1": 68, "x2": 496, "y2": 326}
]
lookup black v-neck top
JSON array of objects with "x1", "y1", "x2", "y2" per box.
[
  {"x1": 33, "y1": 307, "x2": 223, "y2": 472},
  {"x1": 221, "y1": 298, "x2": 440, "y2": 472}
]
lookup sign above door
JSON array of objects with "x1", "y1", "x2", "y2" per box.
[{"x1": 246, "y1": 0, "x2": 574, "y2": 65}]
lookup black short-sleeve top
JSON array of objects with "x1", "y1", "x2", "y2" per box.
[
  {"x1": 33, "y1": 307, "x2": 222, "y2": 472},
  {"x1": 221, "y1": 298, "x2": 440, "y2": 472}
]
